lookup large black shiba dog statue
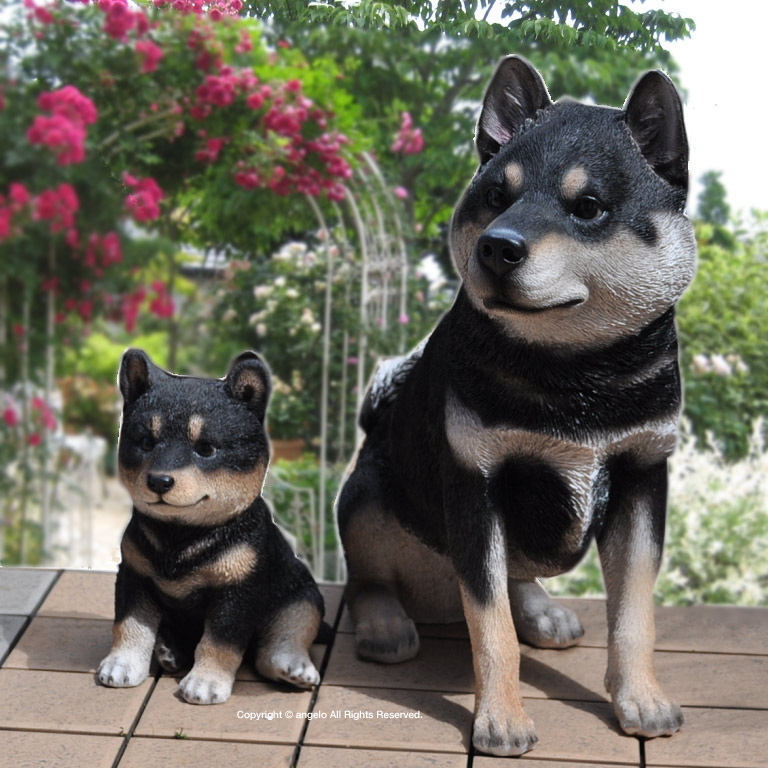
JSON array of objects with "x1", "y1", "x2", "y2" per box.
[{"x1": 337, "y1": 56, "x2": 695, "y2": 756}]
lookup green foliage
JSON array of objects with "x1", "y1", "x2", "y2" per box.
[
  {"x1": 2, "y1": 519, "x2": 43, "y2": 566},
  {"x1": 697, "y1": 170, "x2": 730, "y2": 227},
  {"x1": 677, "y1": 217, "x2": 768, "y2": 459}
]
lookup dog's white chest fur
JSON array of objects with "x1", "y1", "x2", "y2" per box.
[{"x1": 445, "y1": 389, "x2": 677, "y2": 551}]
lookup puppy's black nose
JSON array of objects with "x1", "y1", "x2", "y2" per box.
[
  {"x1": 476, "y1": 229, "x2": 528, "y2": 277},
  {"x1": 147, "y1": 473, "x2": 175, "y2": 495}
]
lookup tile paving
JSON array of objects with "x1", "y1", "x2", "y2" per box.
[{"x1": 0, "y1": 567, "x2": 765, "y2": 768}]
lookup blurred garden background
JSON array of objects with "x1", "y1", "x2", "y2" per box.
[{"x1": 0, "y1": 0, "x2": 765, "y2": 606}]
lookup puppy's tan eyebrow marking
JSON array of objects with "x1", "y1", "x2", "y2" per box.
[
  {"x1": 561, "y1": 165, "x2": 589, "y2": 200},
  {"x1": 150, "y1": 414, "x2": 162, "y2": 439},
  {"x1": 188, "y1": 414, "x2": 204, "y2": 444},
  {"x1": 505, "y1": 162, "x2": 524, "y2": 193}
]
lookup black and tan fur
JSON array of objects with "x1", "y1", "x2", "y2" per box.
[
  {"x1": 337, "y1": 57, "x2": 695, "y2": 755},
  {"x1": 98, "y1": 350, "x2": 324, "y2": 704}
]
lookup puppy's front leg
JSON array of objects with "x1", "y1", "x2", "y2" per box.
[
  {"x1": 598, "y1": 459, "x2": 683, "y2": 737},
  {"x1": 98, "y1": 565, "x2": 160, "y2": 687},
  {"x1": 179, "y1": 607, "x2": 247, "y2": 705},
  {"x1": 446, "y1": 469, "x2": 537, "y2": 756}
]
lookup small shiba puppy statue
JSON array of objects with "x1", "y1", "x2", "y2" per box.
[
  {"x1": 98, "y1": 349, "x2": 324, "y2": 704},
  {"x1": 337, "y1": 56, "x2": 696, "y2": 755}
]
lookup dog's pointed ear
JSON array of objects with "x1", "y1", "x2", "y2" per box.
[
  {"x1": 624, "y1": 70, "x2": 688, "y2": 191},
  {"x1": 476, "y1": 55, "x2": 552, "y2": 165},
  {"x1": 119, "y1": 349, "x2": 157, "y2": 405},
  {"x1": 225, "y1": 351, "x2": 271, "y2": 421}
]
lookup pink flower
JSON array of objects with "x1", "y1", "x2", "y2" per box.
[
  {"x1": 27, "y1": 86, "x2": 97, "y2": 166},
  {"x1": 27, "y1": 114, "x2": 87, "y2": 165},
  {"x1": 34, "y1": 184, "x2": 79, "y2": 233},
  {"x1": 135, "y1": 40, "x2": 164, "y2": 73},
  {"x1": 28, "y1": 433, "x2": 42, "y2": 447},
  {"x1": 235, "y1": 29, "x2": 252, "y2": 53},
  {"x1": 391, "y1": 111, "x2": 424, "y2": 155},
  {"x1": 2, "y1": 408, "x2": 19, "y2": 427},
  {"x1": 398, "y1": 313, "x2": 410, "y2": 325},
  {"x1": 10, "y1": 183, "x2": 30, "y2": 208},
  {"x1": 394, "y1": 186, "x2": 409, "y2": 199},
  {"x1": 124, "y1": 174, "x2": 163, "y2": 222}
]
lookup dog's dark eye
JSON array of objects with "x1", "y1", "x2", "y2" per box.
[
  {"x1": 138, "y1": 435, "x2": 154, "y2": 452},
  {"x1": 194, "y1": 441, "x2": 217, "y2": 458},
  {"x1": 485, "y1": 188, "x2": 508, "y2": 212},
  {"x1": 570, "y1": 196, "x2": 605, "y2": 221}
]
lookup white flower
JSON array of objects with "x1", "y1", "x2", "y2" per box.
[
  {"x1": 691, "y1": 354, "x2": 711, "y2": 374},
  {"x1": 275, "y1": 276, "x2": 287, "y2": 288},
  {"x1": 285, "y1": 288, "x2": 299, "y2": 299},
  {"x1": 222, "y1": 308, "x2": 237, "y2": 323},
  {"x1": 710, "y1": 354, "x2": 733, "y2": 377},
  {"x1": 254, "y1": 286, "x2": 272, "y2": 299},
  {"x1": 256, "y1": 323, "x2": 267, "y2": 337}
]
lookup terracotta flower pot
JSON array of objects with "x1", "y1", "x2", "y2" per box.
[{"x1": 270, "y1": 437, "x2": 306, "y2": 462}]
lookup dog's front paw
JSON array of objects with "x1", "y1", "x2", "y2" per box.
[
  {"x1": 179, "y1": 670, "x2": 234, "y2": 705},
  {"x1": 473, "y1": 707, "x2": 538, "y2": 756},
  {"x1": 355, "y1": 615, "x2": 419, "y2": 663},
  {"x1": 269, "y1": 651, "x2": 320, "y2": 689},
  {"x1": 612, "y1": 684, "x2": 683, "y2": 738},
  {"x1": 98, "y1": 652, "x2": 150, "y2": 688}
]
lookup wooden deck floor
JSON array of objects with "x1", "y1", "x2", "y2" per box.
[{"x1": 1, "y1": 568, "x2": 766, "y2": 767}]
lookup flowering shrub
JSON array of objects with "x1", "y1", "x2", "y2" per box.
[
  {"x1": 0, "y1": 0, "x2": 362, "y2": 381},
  {"x1": 677, "y1": 217, "x2": 768, "y2": 459}
]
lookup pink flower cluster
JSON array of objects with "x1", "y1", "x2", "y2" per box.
[
  {"x1": 24, "y1": 0, "x2": 54, "y2": 25},
  {"x1": 34, "y1": 184, "x2": 80, "y2": 233},
  {"x1": 149, "y1": 281, "x2": 175, "y2": 319},
  {"x1": 26, "y1": 86, "x2": 98, "y2": 166},
  {"x1": 0, "y1": 183, "x2": 31, "y2": 241},
  {"x1": 135, "y1": 40, "x2": 164, "y2": 73},
  {"x1": 192, "y1": 75, "x2": 353, "y2": 201},
  {"x1": 124, "y1": 173, "x2": 164, "y2": 222},
  {"x1": 391, "y1": 112, "x2": 424, "y2": 155},
  {"x1": 195, "y1": 136, "x2": 226, "y2": 163},
  {"x1": 98, "y1": 0, "x2": 149, "y2": 41},
  {"x1": 120, "y1": 282, "x2": 175, "y2": 333},
  {"x1": 152, "y1": 0, "x2": 241, "y2": 16},
  {"x1": 81, "y1": 231, "x2": 123, "y2": 276},
  {"x1": 2, "y1": 395, "x2": 57, "y2": 445}
]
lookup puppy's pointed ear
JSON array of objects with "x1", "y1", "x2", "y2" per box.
[
  {"x1": 225, "y1": 351, "x2": 271, "y2": 421},
  {"x1": 624, "y1": 70, "x2": 688, "y2": 191},
  {"x1": 119, "y1": 349, "x2": 156, "y2": 405},
  {"x1": 476, "y1": 55, "x2": 552, "y2": 165}
]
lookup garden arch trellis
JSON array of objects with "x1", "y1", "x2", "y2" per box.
[{"x1": 266, "y1": 151, "x2": 411, "y2": 582}]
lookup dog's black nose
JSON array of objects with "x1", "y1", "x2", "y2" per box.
[
  {"x1": 476, "y1": 229, "x2": 528, "y2": 277},
  {"x1": 147, "y1": 473, "x2": 175, "y2": 495}
]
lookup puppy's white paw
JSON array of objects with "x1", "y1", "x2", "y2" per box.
[
  {"x1": 272, "y1": 651, "x2": 320, "y2": 689},
  {"x1": 178, "y1": 669, "x2": 233, "y2": 705},
  {"x1": 98, "y1": 651, "x2": 149, "y2": 688}
]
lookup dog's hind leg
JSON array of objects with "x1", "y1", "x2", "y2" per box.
[
  {"x1": 347, "y1": 582, "x2": 419, "y2": 663},
  {"x1": 508, "y1": 579, "x2": 584, "y2": 649},
  {"x1": 255, "y1": 598, "x2": 322, "y2": 689}
]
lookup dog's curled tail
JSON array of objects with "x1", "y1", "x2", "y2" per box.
[{"x1": 358, "y1": 337, "x2": 428, "y2": 434}]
